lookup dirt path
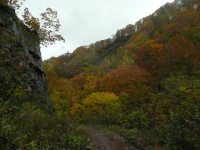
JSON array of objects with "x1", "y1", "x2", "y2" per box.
[{"x1": 83, "y1": 127, "x2": 139, "y2": 150}]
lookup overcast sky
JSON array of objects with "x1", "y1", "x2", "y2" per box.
[{"x1": 19, "y1": 0, "x2": 174, "y2": 60}]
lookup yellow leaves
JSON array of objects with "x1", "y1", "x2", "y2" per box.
[
  {"x1": 22, "y1": 8, "x2": 40, "y2": 32},
  {"x1": 45, "y1": 72, "x2": 77, "y2": 116},
  {"x1": 25, "y1": 17, "x2": 40, "y2": 32},
  {"x1": 29, "y1": 17, "x2": 40, "y2": 31},
  {"x1": 82, "y1": 92, "x2": 119, "y2": 106},
  {"x1": 70, "y1": 103, "x2": 84, "y2": 119},
  {"x1": 70, "y1": 92, "x2": 121, "y2": 122}
]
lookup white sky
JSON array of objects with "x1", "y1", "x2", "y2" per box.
[{"x1": 19, "y1": 0, "x2": 174, "y2": 60}]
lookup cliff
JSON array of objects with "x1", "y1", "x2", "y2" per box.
[{"x1": 0, "y1": 3, "x2": 54, "y2": 113}]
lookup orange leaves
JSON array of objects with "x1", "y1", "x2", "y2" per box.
[
  {"x1": 135, "y1": 34, "x2": 197, "y2": 79},
  {"x1": 98, "y1": 65, "x2": 151, "y2": 95},
  {"x1": 71, "y1": 75, "x2": 86, "y2": 89},
  {"x1": 84, "y1": 75, "x2": 99, "y2": 92},
  {"x1": 162, "y1": 6, "x2": 200, "y2": 44},
  {"x1": 135, "y1": 40, "x2": 166, "y2": 77},
  {"x1": 165, "y1": 36, "x2": 194, "y2": 61}
]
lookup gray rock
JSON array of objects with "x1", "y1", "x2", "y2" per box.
[{"x1": 0, "y1": 4, "x2": 55, "y2": 115}]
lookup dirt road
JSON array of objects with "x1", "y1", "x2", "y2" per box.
[{"x1": 83, "y1": 127, "x2": 139, "y2": 150}]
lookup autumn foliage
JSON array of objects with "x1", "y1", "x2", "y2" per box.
[{"x1": 43, "y1": 0, "x2": 200, "y2": 149}]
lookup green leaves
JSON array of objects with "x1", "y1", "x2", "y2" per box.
[{"x1": 151, "y1": 74, "x2": 200, "y2": 149}]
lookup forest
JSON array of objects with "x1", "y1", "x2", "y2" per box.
[{"x1": 1, "y1": 0, "x2": 200, "y2": 149}]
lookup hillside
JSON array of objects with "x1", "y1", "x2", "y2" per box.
[
  {"x1": 0, "y1": 2, "x2": 89, "y2": 149},
  {"x1": 44, "y1": 0, "x2": 200, "y2": 149},
  {"x1": 45, "y1": 0, "x2": 200, "y2": 79}
]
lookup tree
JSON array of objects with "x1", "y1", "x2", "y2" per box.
[
  {"x1": 98, "y1": 65, "x2": 151, "y2": 96},
  {"x1": 152, "y1": 74, "x2": 200, "y2": 149},
  {"x1": 44, "y1": 62, "x2": 76, "y2": 117},
  {"x1": 97, "y1": 65, "x2": 151, "y2": 115},
  {"x1": 22, "y1": 7, "x2": 65, "y2": 47},
  {"x1": 71, "y1": 92, "x2": 121, "y2": 124},
  {"x1": 39, "y1": 8, "x2": 65, "y2": 46},
  {"x1": 22, "y1": 8, "x2": 40, "y2": 31},
  {"x1": 0, "y1": 0, "x2": 65, "y2": 47}
]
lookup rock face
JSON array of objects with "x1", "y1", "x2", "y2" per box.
[{"x1": 0, "y1": 3, "x2": 54, "y2": 113}]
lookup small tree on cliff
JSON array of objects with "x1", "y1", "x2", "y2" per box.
[
  {"x1": 0, "y1": 0, "x2": 65, "y2": 47},
  {"x1": 22, "y1": 7, "x2": 65, "y2": 47}
]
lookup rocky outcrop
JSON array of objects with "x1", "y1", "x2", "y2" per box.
[{"x1": 0, "y1": 3, "x2": 54, "y2": 113}]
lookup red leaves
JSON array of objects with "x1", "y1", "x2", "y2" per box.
[{"x1": 98, "y1": 65, "x2": 151, "y2": 95}]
